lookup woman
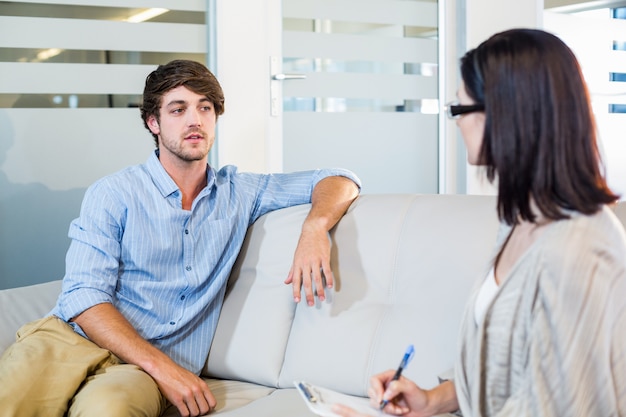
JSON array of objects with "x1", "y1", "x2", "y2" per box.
[{"x1": 334, "y1": 28, "x2": 626, "y2": 417}]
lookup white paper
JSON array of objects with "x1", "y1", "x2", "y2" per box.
[{"x1": 295, "y1": 380, "x2": 380, "y2": 417}]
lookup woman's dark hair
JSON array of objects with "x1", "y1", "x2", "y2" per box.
[
  {"x1": 460, "y1": 28, "x2": 619, "y2": 225},
  {"x1": 140, "y1": 60, "x2": 225, "y2": 146}
]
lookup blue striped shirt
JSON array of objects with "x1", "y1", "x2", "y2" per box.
[{"x1": 50, "y1": 151, "x2": 360, "y2": 374}]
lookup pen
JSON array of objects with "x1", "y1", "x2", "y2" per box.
[
  {"x1": 298, "y1": 382, "x2": 317, "y2": 403},
  {"x1": 379, "y1": 344, "x2": 415, "y2": 410}
]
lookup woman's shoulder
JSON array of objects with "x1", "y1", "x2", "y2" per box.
[
  {"x1": 537, "y1": 206, "x2": 626, "y2": 290},
  {"x1": 545, "y1": 206, "x2": 626, "y2": 250}
]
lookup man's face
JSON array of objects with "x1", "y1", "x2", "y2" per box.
[{"x1": 147, "y1": 85, "x2": 216, "y2": 164}]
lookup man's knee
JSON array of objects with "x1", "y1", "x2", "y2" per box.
[
  {"x1": 69, "y1": 364, "x2": 165, "y2": 417},
  {"x1": 70, "y1": 388, "x2": 158, "y2": 417},
  {"x1": 0, "y1": 317, "x2": 98, "y2": 417}
]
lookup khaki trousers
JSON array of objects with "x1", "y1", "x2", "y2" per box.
[{"x1": 0, "y1": 316, "x2": 167, "y2": 417}]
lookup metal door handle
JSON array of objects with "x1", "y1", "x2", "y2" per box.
[{"x1": 272, "y1": 73, "x2": 307, "y2": 80}]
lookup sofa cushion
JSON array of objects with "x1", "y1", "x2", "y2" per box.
[
  {"x1": 161, "y1": 379, "x2": 277, "y2": 417},
  {"x1": 203, "y1": 203, "x2": 307, "y2": 386},
  {"x1": 278, "y1": 194, "x2": 499, "y2": 395}
]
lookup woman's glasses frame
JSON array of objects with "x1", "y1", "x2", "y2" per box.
[{"x1": 445, "y1": 101, "x2": 484, "y2": 119}]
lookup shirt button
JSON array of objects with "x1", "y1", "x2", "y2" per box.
[
  {"x1": 169, "y1": 321, "x2": 175, "y2": 325},
  {"x1": 185, "y1": 266, "x2": 191, "y2": 271},
  {"x1": 180, "y1": 295, "x2": 186, "y2": 300},
  {"x1": 185, "y1": 229, "x2": 189, "y2": 234}
]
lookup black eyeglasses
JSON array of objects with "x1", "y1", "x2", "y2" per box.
[{"x1": 445, "y1": 101, "x2": 484, "y2": 119}]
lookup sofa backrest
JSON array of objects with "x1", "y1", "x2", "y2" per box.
[
  {"x1": 204, "y1": 194, "x2": 503, "y2": 396},
  {"x1": 2, "y1": 195, "x2": 625, "y2": 397}
]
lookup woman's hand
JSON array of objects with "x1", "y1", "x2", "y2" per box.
[
  {"x1": 370, "y1": 370, "x2": 429, "y2": 415},
  {"x1": 332, "y1": 370, "x2": 457, "y2": 417}
]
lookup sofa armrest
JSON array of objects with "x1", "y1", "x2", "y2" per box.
[{"x1": 0, "y1": 280, "x2": 62, "y2": 354}]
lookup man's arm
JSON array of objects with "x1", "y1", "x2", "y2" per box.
[
  {"x1": 284, "y1": 175, "x2": 360, "y2": 305},
  {"x1": 72, "y1": 303, "x2": 215, "y2": 417}
]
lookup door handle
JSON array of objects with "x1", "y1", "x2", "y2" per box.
[
  {"x1": 269, "y1": 56, "x2": 308, "y2": 117},
  {"x1": 272, "y1": 73, "x2": 307, "y2": 80}
]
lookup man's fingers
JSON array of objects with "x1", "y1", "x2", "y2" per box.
[
  {"x1": 311, "y1": 267, "x2": 325, "y2": 302},
  {"x1": 321, "y1": 262, "x2": 334, "y2": 288},
  {"x1": 288, "y1": 268, "x2": 302, "y2": 302},
  {"x1": 186, "y1": 399, "x2": 200, "y2": 417},
  {"x1": 288, "y1": 262, "x2": 334, "y2": 305},
  {"x1": 202, "y1": 381, "x2": 217, "y2": 412},
  {"x1": 301, "y1": 268, "x2": 315, "y2": 306},
  {"x1": 171, "y1": 383, "x2": 215, "y2": 417}
]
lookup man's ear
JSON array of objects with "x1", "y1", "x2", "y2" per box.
[{"x1": 147, "y1": 116, "x2": 160, "y2": 135}]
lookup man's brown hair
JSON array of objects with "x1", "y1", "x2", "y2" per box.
[{"x1": 140, "y1": 60, "x2": 225, "y2": 146}]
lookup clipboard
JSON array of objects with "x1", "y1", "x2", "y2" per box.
[{"x1": 294, "y1": 380, "x2": 379, "y2": 417}]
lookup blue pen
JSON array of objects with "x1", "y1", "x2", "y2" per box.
[
  {"x1": 298, "y1": 382, "x2": 317, "y2": 403},
  {"x1": 379, "y1": 344, "x2": 415, "y2": 410}
]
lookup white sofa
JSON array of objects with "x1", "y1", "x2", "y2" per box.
[{"x1": 2, "y1": 194, "x2": 625, "y2": 417}]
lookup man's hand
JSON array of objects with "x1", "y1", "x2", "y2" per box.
[
  {"x1": 150, "y1": 360, "x2": 216, "y2": 417},
  {"x1": 285, "y1": 221, "x2": 333, "y2": 306},
  {"x1": 73, "y1": 303, "x2": 217, "y2": 416},
  {"x1": 284, "y1": 175, "x2": 359, "y2": 305}
]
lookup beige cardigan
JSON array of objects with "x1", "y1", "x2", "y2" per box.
[{"x1": 455, "y1": 206, "x2": 626, "y2": 416}]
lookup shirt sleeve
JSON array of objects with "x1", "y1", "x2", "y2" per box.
[
  {"x1": 232, "y1": 167, "x2": 361, "y2": 224},
  {"x1": 53, "y1": 178, "x2": 125, "y2": 323}
]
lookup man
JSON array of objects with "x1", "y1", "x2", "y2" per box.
[{"x1": 0, "y1": 60, "x2": 360, "y2": 417}]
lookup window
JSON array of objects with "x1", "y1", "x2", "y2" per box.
[
  {"x1": 544, "y1": 3, "x2": 626, "y2": 197},
  {"x1": 0, "y1": 1, "x2": 208, "y2": 289}
]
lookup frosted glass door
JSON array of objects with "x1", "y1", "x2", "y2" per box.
[{"x1": 281, "y1": 0, "x2": 439, "y2": 194}]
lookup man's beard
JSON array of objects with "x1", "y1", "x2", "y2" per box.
[{"x1": 161, "y1": 130, "x2": 211, "y2": 162}]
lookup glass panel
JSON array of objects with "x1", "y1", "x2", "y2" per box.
[
  {"x1": 0, "y1": 1, "x2": 207, "y2": 289},
  {"x1": 282, "y1": 7, "x2": 438, "y2": 114},
  {"x1": 282, "y1": 0, "x2": 439, "y2": 194},
  {"x1": 609, "y1": 10, "x2": 626, "y2": 116},
  {"x1": 0, "y1": 48, "x2": 205, "y2": 65},
  {"x1": 0, "y1": 5, "x2": 205, "y2": 110},
  {"x1": 284, "y1": 112, "x2": 438, "y2": 193},
  {"x1": 2, "y1": 93, "x2": 142, "y2": 108},
  {"x1": 544, "y1": 4, "x2": 626, "y2": 197},
  {"x1": 0, "y1": 2, "x2": 203, "y2": 23}
]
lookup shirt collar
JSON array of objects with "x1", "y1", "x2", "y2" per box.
[{"x1": 145, "y1": 150, "x2": 215, "y2": 199}]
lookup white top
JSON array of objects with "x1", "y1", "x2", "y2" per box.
[{"x1": 474, "y1": 267, "x2": 498, "y2": 325}]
